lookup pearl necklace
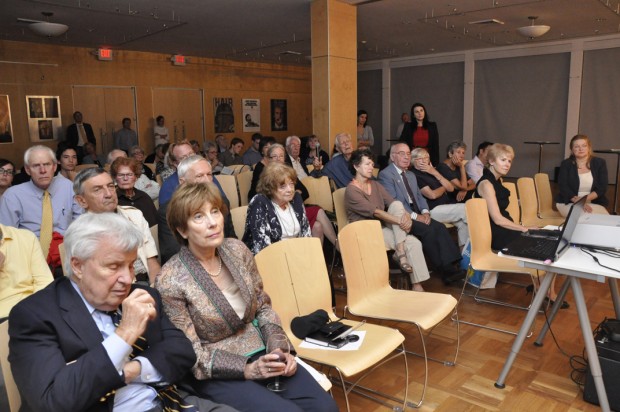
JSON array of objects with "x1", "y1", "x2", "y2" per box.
[{"x1": 206, "y1": 255, "x2": 223, "y2": 278}]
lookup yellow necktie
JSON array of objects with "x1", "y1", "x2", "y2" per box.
[{"x1": 40, "y1": 190, "x2": 53, "y2": 257}]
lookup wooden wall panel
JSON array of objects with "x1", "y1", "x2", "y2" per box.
[{"x1": 0, "y1": 40, "x2": 312, "y2": 167}]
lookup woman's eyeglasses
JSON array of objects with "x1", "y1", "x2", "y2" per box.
[{"x1": 0, "y1": 169, "x2": 15, "y2": 176}]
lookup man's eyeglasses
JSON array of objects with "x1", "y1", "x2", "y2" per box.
[
  {"x1": 0, "y1": 169, "x2": 15, "y2": 176},
  {"x1": 396, "y1": 151, "x2": 412, "y2": 157}
]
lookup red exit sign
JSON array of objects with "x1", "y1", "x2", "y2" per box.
[
  {"x1": 98, "y1": 49, "x2": 113, "y2": 61},
  {"x1": 172, "y1": 54, "x2": 186, "y2": 66}
]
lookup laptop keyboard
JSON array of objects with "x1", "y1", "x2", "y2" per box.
[{"x1": 519, "y1": 239, "x2": 558, "y2": 260}]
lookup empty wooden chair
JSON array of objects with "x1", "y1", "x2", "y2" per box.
[
  {"x1": 534, "y1": 173, "x2": 563, "y2": 219},
  {"x1": 301, "y1": 176, "x2": 334, "y2": 213},
  {"x1": 216, "y1": 174, "x2": 239, "y2": 209},
  {"x1": 255, "y1": 238, "x2": 408, "y2": 412},
  {"x1": 338, "y1": 220, "x2": 459, "y2": 407},
  {"x1": 517, "y1": 177, "x2": 565, "y2": 227}
]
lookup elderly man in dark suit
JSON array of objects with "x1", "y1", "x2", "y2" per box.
[
  {"x1": 7, "y1": 212, "x2": 236, "y2": 412},
  {"x1": 66, "y1": 111, "x2": 96, "y2": 163},
  {"x1": 378, "y1": 143, "x2": 464, "y2": 284}
]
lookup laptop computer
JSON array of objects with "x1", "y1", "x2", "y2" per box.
[{"x1": 500, "y1": 196, "x2": 586, "y2": 262}]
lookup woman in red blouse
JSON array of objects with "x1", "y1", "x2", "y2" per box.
[{"x1": 399, "y1": 102, "x2": 440, "y2": 165}]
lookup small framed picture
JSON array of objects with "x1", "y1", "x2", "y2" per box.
[
  {"x1": 0, "y1": 95, "x2": 14, "y2": 144},
  {"x1": 271, "y1": 99, "x2": 287, "y2": 131},
  {"x1": 26, "y1": 95, "x2": 62, "y2": 142}
]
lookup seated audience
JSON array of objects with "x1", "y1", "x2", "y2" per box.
[
  {"x1": 320, "y1": 132, "x2": 354, "y2": 189},
  {"x1": 243, "y1": 162, "x2": 311, "y2": 254},
  {"x1": 108, "y1": 149, "x2": 160, "y2": 201},
  {"x1": 301, "y1": 134, "x2": 329, "y2": 167},
  {"x1": 0, "y1": 145, "x2": 82, "y2": 263},
  {"x1": 284, "y1": 135, "x2": 312, "y2": 179},
  {"x1": 437, "y1": 141, "x2": 476, "y2": 203},
  {"x1": 158, "y1": 155, "x2": 235, "y2": 264},
  {"x1": 158, "y1": 140, "x2": 197, "y2": 205},
  {"x1": 56, "y1": 143, "x2": 78, "y2": 181},
  {"x1": 205, "y1": 141, "x2": 224, "y2": 174},
  {"x1": 346, "y1": 149, "x2": 430, "y2": 291},
  {"x1": 129, "y1": 145, "x2": 155, "y2": 181},
  {"x1": 8, "y1": 212, "x2": 234, "y2": 412},
  {"x1": 378, "y1": 144, "x2": 464, "y2": 284},
  {"x1": 251, "y1": 144, "x2": 338, "y2": 251},
  {"x1": 111, "y1": 157, "x2": 158, "y2": 227},
  {"x1": 215, "y1": 134, "x2": 228, "y2": 155},
  {"x1": 475, "y1": 144, "x2": 566, "y2": 308},
  {"x1": 556, "y1": 134, "x2": 609, "y2": 216},
  {"x1": 410, "y1": 147, "x2": 469, "y2": 248},
  {"x1": 82, "y1": 142, "x2": 106, "y2": 167},
  {"x1": 248, "y1": 137, "x2": 276, "y2": 200},
  {"x1": 0, "y1": 159, "x2": 15, "y2": 202},
  {"x1": 0, "y1": 223, "x2": 53, "y2": 321},
  {"x1": 157, "y1": 183, "x2": 337, "y2": 412},
  {"x1": 466, "y1": 141, "x2": 493, "y2": 183},
  {"x1": 220, "y1": 137, "x2": 244, "y2": 167},
  {"x1": 190, "y1": 139, "x2": 205, "y2": 157},
  {"x1": 242, "y1": 133, "x2": 263, "y2": 166},
  {"x1": 73, "y1": 167, "x2": 160, "y2": 284}
]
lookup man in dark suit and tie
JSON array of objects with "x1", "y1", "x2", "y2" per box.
[
  {"x1": 378, "y1": 143, "x2": 465, "y2": 284},
  {"x1": 66, "y1": 111, "x2": 97, "y2": 163},
  {"x1": 7, "y1": 212, "x2": 236, "y2": 412}
]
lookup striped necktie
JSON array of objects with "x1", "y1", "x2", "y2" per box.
[
  {"x1": 102, "y1": 310, "x2": 198, "y2": 411},
  {"x1": 40, "y1": 190, "x2": 53, "y2": 257}
]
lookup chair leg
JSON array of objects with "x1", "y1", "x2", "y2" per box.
[{"x1": 452, "y1": 273, "x2": 535, "y2": 336}]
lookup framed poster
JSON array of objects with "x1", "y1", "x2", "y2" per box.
[
  {"x1": 213, "y1": 97, "x2": 234, "y2": 133},
  {"x1": 0, "y1": 95, "x2": 13, "y2": 144},
  {"x1": 242, "y1": 99, "x2": 260, "y2": 132},
  {"x1": 26, "y1": 96, "x2": 62, "y2": 142},
  {"x1": 271, "y1": 99, "x2": 287, "y2": 131}
]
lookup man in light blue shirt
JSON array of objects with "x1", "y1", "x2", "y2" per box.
[
  {"x1": 114, "y1": 118, "x2": 138, "y2": 153},
  {"x1": 319, "y1": 132, "x2": 354, "y2": 189},
  {"x1": 0, "y1": 145, "x2": 82, "y2": 238}
]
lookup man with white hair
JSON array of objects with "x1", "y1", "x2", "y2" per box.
[
  {"x1": 284, "y1": 135, "x2": 311, "y2": 179},
  {"x1": 8, "y1": 212, "x2": 236, "y2": 412},
  {"x1": 73, "y1": 167, "x2": 160, "y2": 284},
  {"x1": 158, "y1": 155, "x2": 235, "y2": 264},
  {"x1": 0, "y1": 145, "x2": 82, "y2": 261},
  {"x1": 320, "y1": 132, "x2": 354, "y2": 188}
]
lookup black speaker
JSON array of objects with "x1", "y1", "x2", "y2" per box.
[{"x1": 583, "y1": 325, "x2": 620, "y2": 410}]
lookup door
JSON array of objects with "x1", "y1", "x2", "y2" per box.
[
  {"x1": 72, "y1": 86, "x2": 137, "y2": 156},
  {"x1": 151, "y1": 88, "x2": 204, "y2": 145}
]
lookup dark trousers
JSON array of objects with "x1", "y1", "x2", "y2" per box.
[
  {"x1": 188, "y1": 366, "x2": 338, "y2": 412},
  {"x1": 410, "y1": 219, "x2": 462, "y2": 269}
]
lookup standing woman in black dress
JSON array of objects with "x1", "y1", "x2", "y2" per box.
[{"x1": 400, "y1": 103, "x2": 440, "y2": 166}]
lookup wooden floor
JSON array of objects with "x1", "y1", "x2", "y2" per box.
[{"x1": 325, "y1": 269, "x2": 613, "y2": 411}]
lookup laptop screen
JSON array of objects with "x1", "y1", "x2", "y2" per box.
[{"x1": 553, "y1": 196, "x2": 587, "y2": 259}]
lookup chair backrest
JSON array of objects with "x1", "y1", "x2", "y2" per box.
[
  {"x1": 216, "y1": 174, "x2": 239, "y2": 209},
  {"x1": 228, "y1": 164, "x2": 251, "y2": 175},
  {"x1": 503, "y1": 182, "x2": 520, "y2": 224},
  {"x1": 465, "y1": 198, "x2": 493, "y2": 269},
  {"x1": 332, "y1": 187, "x2": 349, "y2": 231},
  {"x1": 150, "y1": 225, "x2": 160, "y2": 257},
  {"x1": 301, "y1": 176, "x2": 333, "y2": 212},
  {"x1": 236, "y1": 171, "x2": 252, "y2": 206},
  {"x1": 0, "y1": 321, "x2": 22, "y2": 412},
  {"x1": 230, "y1": 206, "x2": 248, "y2": 239},
  {"x1": 338, "y1": 220, "x2": 392, "y2": 305},
  {"x1": 306, "y1": 164, "x2": 314, "y2": 173},
  {"x1": 517, "y1": 177, "x2": 539, "y2": 226},
  {"x1": 372, "y1": 168, "x2": 379, "y2": 178},
  {"x1": 255, "y1": 238, "x2": 336, "y2": 347},
  {"x1": 534, "y1": 173, "x2": 559, "y2": 217},
  {"x1": 74, "y1": 164, "x2": 97, "y2": 173}
]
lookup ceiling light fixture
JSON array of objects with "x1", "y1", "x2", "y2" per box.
[
  {"x1": 516, "y1": 16, "x2": 550, "y2": 38},
  {"x1": 26, "y1": 12, "x2": 68, "y2": 37}
]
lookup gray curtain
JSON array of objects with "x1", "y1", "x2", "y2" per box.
[
  {"x1": 357, "y1": 69, "x2": 383, "y2": 155},
  {"x1": 391, "y1": 62, "x2": 464, "y2": 160},
  {"x1": 473, "y1": 53, "x2": 570, "y2": 178},
  {"x1": 580, "y1": 48, "x2": 620, "y2": 185}
]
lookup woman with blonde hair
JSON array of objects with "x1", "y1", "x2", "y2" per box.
[{"x1": 556, "y1": 134, "x2": 608, "y2": 216}]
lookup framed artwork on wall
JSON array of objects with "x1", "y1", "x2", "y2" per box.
[
  {"x1": 242, "y1": 98, "x2": 260, "y2": 132},
  {"x1": 214, "y1": 97, "x2": 234, "y2": 133},
  {"x1": 26, "y1": 95, "x2": 62, "y2": 142},
  {"x1": 0, "y1": 95, "x2": 13, "y2": 144},
  {"x1": 271, "y1": 99, "x2": 287, "y2": 131}
]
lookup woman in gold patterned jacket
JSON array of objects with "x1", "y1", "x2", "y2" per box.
[{"x1": 156, "y1": 182, "x2": 337, "y2": 412}]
